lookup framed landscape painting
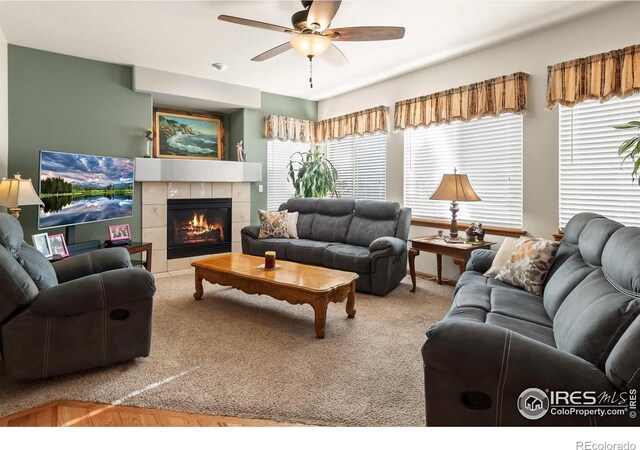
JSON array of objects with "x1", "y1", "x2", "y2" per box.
[{"x1": 154, "y1": 109, "x2": 224, "y2": 160}]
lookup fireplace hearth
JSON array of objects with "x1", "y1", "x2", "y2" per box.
[{"x1": 167, "y1": 198, "x2": 231, "y2": 259}]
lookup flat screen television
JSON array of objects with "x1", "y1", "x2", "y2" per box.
[{"x1": 38, "y1": 150, "x2": 135, "y2": 229}]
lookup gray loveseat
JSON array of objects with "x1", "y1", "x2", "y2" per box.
[
  {"x1": 422, "y1": 212, "x2": 640, "y2": 426},
  {"x1": 0, "y1": 213, "x2": 156, "y2": 380},
  {"x1": 241, "y1": 198, "x2": 411, "y2": 296}
]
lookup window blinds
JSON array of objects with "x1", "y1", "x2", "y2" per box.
[
  {"x1": 267, "y1": 140, "x2": 310, "y2": 210},
  {"x1": 404, "y1": 114, "x2": 523, "y2": 228},
  {"x1": 559, "y1": 95, "x2": 640, "y2": 228},
  {"x1": 326, "y1": 134, "x2": 386, "y2": 200}
]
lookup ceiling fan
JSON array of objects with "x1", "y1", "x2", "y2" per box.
[{"x1": 218, "y1": 0, "x2": 405, "y2": 88}]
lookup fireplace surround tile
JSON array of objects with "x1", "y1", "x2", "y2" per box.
[
  {"x1": 232, "y1": 201, "x2": 251, "y2": 223},
  {"x1": 190, "y1": 182, "x2": 212, "y2": 199},
  {"x1": 142, "y1": 226, "x2": 167, "y2": 251},
  {"x1": 212, "y1": 182, "x2": 232, "y2": 198},
  {"x1": 142, "y1": 204, "x2": 167, "y2": 229},
  {"x1": 142, "y1": 182, "x2": 168, "y2": 205},
  {"x1": 167, "y1": 257, "x2": 191, "y2": 272},
  {"x1": 232, "y1": 183, "x2": 250, "y2": 202},
  {"x1": 167, "y1": 182, "x2": 191, "y2": 199},
  {"x1": 152, "y1": 249, "x2": 168, "y2": 274}
]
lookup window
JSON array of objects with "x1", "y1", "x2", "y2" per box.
[
  {"x1": 326, "y1": 134, "x2": 386, "y2": 200},
  {"x1": 559, "y1": 95, "x2": 640, "y2": 228},
  {"x1": 404, "y1": 114, "x2": 523, "y2": 229},
  {"x1": 267, "y1": 140, "x2": 310, "y2": 210}
]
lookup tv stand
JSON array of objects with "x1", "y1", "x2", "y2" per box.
[{"x1": 64, "y1": 225, "x2": 101, "y2": 256}]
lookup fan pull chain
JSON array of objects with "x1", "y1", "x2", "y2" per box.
[{"x1": 308, "y1": 56, "x2": 313, "y2": 89}]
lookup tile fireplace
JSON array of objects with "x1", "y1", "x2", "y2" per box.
[{"x1": 167, "y1": 198, "x2": 232, "y2": 259}]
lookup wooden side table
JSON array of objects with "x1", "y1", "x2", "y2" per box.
[
  {"x1": 408, "y1": 236, "x2": 495, "y2": 291},
  {"x1": 120, "y1": 242, "x2": 153, "y2": 271}
]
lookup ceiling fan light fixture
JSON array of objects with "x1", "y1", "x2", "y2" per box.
[{"x1": 290, "y1": 34, "x2": 331, "y2": 57}]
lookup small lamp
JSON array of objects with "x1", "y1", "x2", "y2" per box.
[
  {"x1": 0, "y1": 173, "x2": 44, "y2": 219},
  {"x1": 429, "y1": 168, "x2": 481, "y2": 242}
]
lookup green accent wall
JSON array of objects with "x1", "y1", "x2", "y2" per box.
[
  {"x1": 8, "y1": 45, "x2": 152, "y2": 243},
  {"x1": 243, "y1": 92, "x2": 317, "y2": 224}
]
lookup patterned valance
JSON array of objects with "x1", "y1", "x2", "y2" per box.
[
  {"x1": 394, "y1": 72, "x2": 529, "y2": 131},
  {"x1": 314, "y1": 106, "x2": 389, "y2": 143},
  {"x1": 264, "y1": 115, "x2": 315, "y2": 143},
  {"x1": 546, "y1": 44, "x2": 640, "y2": 110}
]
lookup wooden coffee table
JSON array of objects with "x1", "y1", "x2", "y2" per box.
[{"x1": 191, "y1": 253, "x2": 358, "y2": 339}]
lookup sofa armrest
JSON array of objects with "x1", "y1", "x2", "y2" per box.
[
  {"x1": 241, "y1": 225, "x2": 261, "y2": 240},
  {"x1": 31, "y1": 268, "x2": 155, "y2": 317},
  {"x1": 369, "y1": 236, "x2": 406, "y2": 260},
  {"x1": 53, "y1": 247, "x2": 132, "y2": 284},
  {"x1": 423, "y1": 319, "x2": 612, "y2": 392},
  {"x1": 465, "y1": 249, "x2": 497, "y2": 273}
]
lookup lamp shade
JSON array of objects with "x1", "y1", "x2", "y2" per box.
[
  {"x1": 429, "y1": 173, "x2": 481, "y2": 202},
  {"x1": 0, "y1": 174, "x2": 44, "y2": 208},
  {"x1": 290, "y1": 34, "x2": 331, "y2": 57}
]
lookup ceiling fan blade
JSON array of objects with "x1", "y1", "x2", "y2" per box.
[
  {"x1": 218, "y1": 15, "x2": 294, "y2": 34},
  {"x1": 307, "y1": 1, "x2": 342, "y2": 31},
  {"x1": 251, "y1": 42, "x2": 293, "y2": 62},
  {"x1": 322, "y1": 44, "x2": 348, "y2": 67},
  {"x1": 327, "y1": 26, "x2": 405, "y2": 41}
]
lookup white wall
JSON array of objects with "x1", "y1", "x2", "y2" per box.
[
  {"x1": 318, "y1": 2, "x2": 640, "y2": 279},
  {"x1": 0, "y1": 25, "x2": 7, "y2": 178}
]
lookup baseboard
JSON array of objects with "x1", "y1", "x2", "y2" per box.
[{"x1": 407, "y1": 269, "x2": 457, "y2": 287}]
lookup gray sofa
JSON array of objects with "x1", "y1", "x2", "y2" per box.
[
  {"x1": 422, "y1": 212, "x2": 640, "y2": 426},
  {"x1": 0, "y1": 213, "x2": 155, "y2": 380},
  {"x1": 241, "y1": 198, "x2": 411, "y2": 296}
]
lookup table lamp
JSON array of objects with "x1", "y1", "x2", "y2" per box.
[
  {"x1": 429, "y1": 168, "x2": 481, "y2": 243},
  {"x1": 0, "y1": 173, "x2": 44, "y2": 219}
]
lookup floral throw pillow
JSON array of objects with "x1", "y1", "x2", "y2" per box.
[
  {"x1": 495, "y1": 237, "x2": 560, "y2": 296},
  {"x1": 258, "y1": 209, "x2": 290, "y2": 239}
]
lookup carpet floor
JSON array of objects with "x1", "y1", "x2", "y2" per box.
[{"x1": 0, "y1": 274, "x2": 452, "y2": 426}]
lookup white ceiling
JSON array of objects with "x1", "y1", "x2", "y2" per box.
[{"x1": 0, "y1": 0, "x2": 609, "y2": 101}]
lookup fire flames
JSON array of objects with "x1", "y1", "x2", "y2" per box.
[{"x1": 182, "y1": 212, "x2": 224, "y2": 242}]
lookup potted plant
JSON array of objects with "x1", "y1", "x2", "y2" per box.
[
  {"x1": 614, "y1": 115, "x2": 640, "y2": 184},
  {"x1": 287, "y1": 147, "x2": 339, "y2": 198}
]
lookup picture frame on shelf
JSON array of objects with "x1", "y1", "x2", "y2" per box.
[
  {"x1": 108, "y1": 223, "x2": 131, "y2": 241},
  {"x1": 47, "y1": 233, "x2": 69, "y2": 258},
  {"x1": 32, "y1": 232, "x2": 52, "y2": 257},
  {"x1": 153, "y1": 108, "x2": 224, "y2": 161}
]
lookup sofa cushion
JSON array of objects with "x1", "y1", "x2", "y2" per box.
[
  {"x1": 601, "y1": 226, "x2": 640, "y2": 295},
  {"x1": 258, "y1": 210, "x2": 289, "y2": 239},
  {"x1": 345, "y1": 200, "x2": 399, "y2": 248},
  {"x1": 0, "y1": 245, "x2": 38, "y2": 322},
  {"x1": 285, "y1": 239, "x2": 332, "y2": 265},
  {"x1": 316, "y1": 198, "x2": 355, "y2": 216},
  {"x1": 311, "y1": 214, "x2": 353, "y2": 243},
  {"x1": 0, "y1": 213, "x2": 24, "y2": 256},
  {"x1": 322, "y1": 243, "x2": 371, "y2": 274},
  {"x1": 553, "y1": 269, "x2": 640, "y2": 370},
  {"x1": 578, "y1": 217, "x2": 623, "y2": 267},
  {"x1": 454, "y1": 283, "x2": 552, "y2": 327},
  {"x1": 456, "y1": 271, "x2": 519, "y2": 293},
  {"x1": 486, "y1": 313, "x2": 556, "y2": 347},
  {"x1": 18, "y1": 242, "x2": 58, "y2": 291},
  {"x1": 280, "y1": 199, "x2": 317, "y2": 239},
  {"x1": 245, "y1": 238, "x2": 291, "y2": 258},
  {"x1": 543, "y1": 252, "x2": 596, "y2": 320},
  {"x1": 495, "y1": 238, "x2": 560, "y2": 296}
]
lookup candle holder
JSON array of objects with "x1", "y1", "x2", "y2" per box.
[{"x1": 264, "y1": 251, "x2": 276, "y2": 270}]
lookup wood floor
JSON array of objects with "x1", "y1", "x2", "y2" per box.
[{"x1": 0, "y1": 400, "x2": 300, "y2": 427}]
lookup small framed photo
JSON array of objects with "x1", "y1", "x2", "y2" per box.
[
  {"x1": 32, "y1": 232, "x2": 52, "y2": 257},
  {"x1": 108, "y1": 224, "x2": 131, "y2": 241},
  {"x1": 48, "y1": 233, "x2": 69, "y2": 258}
]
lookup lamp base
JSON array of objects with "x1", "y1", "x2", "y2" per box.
[
  {"x1": 8, "y1": 207, "x2": 21, "y2": 219},
  {"x1": 449, "y1": 200, "x2": 459, "y2": 239}
]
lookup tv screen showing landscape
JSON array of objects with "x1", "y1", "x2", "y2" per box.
[{"x1": 38, "y1": 150, "x2": 135, "y2": 229}]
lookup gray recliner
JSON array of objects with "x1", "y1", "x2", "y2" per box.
[
  {"x1": 241, "y1": 198, "x2": 412, "y2": 296},
  {"x1": 0, "y1": 213, "x2": 155, "y2": 380},
  {"x1": 422, "y1": 212, "x2": 640, "y2": 426}
]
